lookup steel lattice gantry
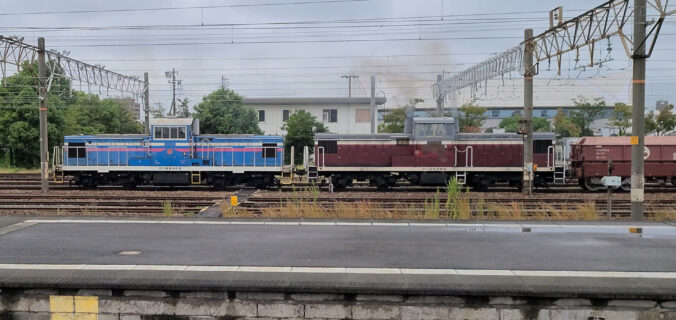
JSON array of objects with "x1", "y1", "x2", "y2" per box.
[
  {"x1": 0, "y1": 36, "x2": 144, "y2": 95},
  {"x1": 433, "y1": 0, "x2": 675, "y2": 101}
]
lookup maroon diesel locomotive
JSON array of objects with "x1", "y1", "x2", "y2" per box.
[
  {"x1": 313, "y1": 117, "x2": 558, "y2": 190},
  {"x1": 570, "y1": 136, "x2": 676, "y2": 191}
]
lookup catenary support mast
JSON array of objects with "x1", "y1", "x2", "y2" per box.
[
  {"x1": 631, "y1": 0, "x2": 647, "y2": 221},
  {"x1": 523, "y1": 29, "x2": 534, "y2": 195},
  {"x1": 37, "y1": 38, "x2": 48, "y2": 194}
]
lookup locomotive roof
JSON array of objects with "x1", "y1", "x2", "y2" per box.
[
  {"x1": 315, "y1": 133, "x2": 411, "y2": 140},
  {"x1": 65, "y1": 134, "x2": 146, "y2": 139},
  {"x1": 150, "y1": 118, "x2": 195, "y2": 126},
  {"x1": 459, "y1": 132, "x2": 555, "y2": 140},
  {"x1": 412, "y1": 117, "x2": 456, "y2": 123},
  {"x1": 199, "y1": 134, "x2": 283, "y2": 139},
  {"x1": 576, "y1": 136, "x2": 676, "y2": 145}
]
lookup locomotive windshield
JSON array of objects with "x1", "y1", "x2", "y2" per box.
[
  {"x1": 411, "y1": 117, "x2": 457, "y2": 139},
  {"x1": 415, "y1": 123, "x2": 447, "y2": 137}
]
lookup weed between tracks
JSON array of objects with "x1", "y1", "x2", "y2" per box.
[{"x1": 219, "y1": 178, "x2": 671, "y2": 221}]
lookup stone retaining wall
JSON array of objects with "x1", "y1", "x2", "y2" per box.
[{"x1": 1, "y1": 288, "x2": 675, "y2": 320}]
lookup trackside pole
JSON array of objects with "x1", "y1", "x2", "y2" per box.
[
  {"x1": 522, "y1": 29, "x2": 534, "y2": 195},
  {"x1": 631, "y1": 0, "x2": 646, "y2": 221},
  {"x1": 38, "y1": 37, "x2": 49, "y2": 194}
]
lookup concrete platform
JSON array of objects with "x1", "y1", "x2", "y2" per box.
[{"x1": 0, "y1": 217, "x2": 675, "y2": 299}]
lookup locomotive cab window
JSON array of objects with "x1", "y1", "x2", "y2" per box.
[
  {"x1": 415, "y1": 123, "x2": 446, "y2": 137},
  {"x1": 396, "y1": 138, "x2": 410, "y2": 146},
  {"x1": 153, "y1": 126, "x2": 188, "y2": 140},
  {"x1": 262, "y1": 143, "x2": 277, "y2": 158},
  {"x1": 534, "y1": 140, "x2": 552, "y2": 153},
  {"x1": 318, "y1": 140, "x2": 337, "y2": 154},
  {"x1": 67, "y1": 142, "x2": 86, "y2": 158}
]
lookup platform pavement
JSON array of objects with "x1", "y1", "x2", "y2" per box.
[{"x1": 0, "y1": 216, "x2": 674, "y2": 299}]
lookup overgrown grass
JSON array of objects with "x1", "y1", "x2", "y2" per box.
[
  {"x1": 0, "y1": 167, "x2": 40, "y2": 173},
  {"x1": 162, "y1": 201, "x2": 174, "y2": 217},
  {"x1": 225, "y1": 177, "x2": 674, "y2": 221}
]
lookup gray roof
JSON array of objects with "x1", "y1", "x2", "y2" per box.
[
  {"x1": 243, "y1": 97, "x2": 386, "y2": 106},
  {"x1": 150, "y1": 118, "x2": 195, "y2": 126},
  {"x1": 316, "y1": 133, "x2": 410, "y2": 140},
  {"x1": 413, "y1": 117, "x2": 456, "y2": 124}
]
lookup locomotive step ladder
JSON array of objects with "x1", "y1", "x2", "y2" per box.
[
  {"x1": 190, "y1": 172, "x2": 202, "y2": 185},
  {"x1": 51, "y1": 146, "x2": 65, "y2": 183},
  {"x1": 552, "y1": 145, "x2": 566, "y2": 184},
  {"x1": 280, "y1": 165, "x2": 293, "y2": 185},
  {"x1": 553, "y1": 165, "x2": 566, "y2": 184},
  {"x1": 455, "y1": 171, "x2": 467, "y2": 185},
  {"x1": 307, "y1": 166, "x2": 318, "y2": 181}
]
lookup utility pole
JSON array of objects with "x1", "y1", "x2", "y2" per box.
[
  {"x1": 522, "y1": 29, "x2": 534, "y2": 195},
  {"x1": 37, "y1": 37, "x2": 48, "y2": 194},
  {"x1": 143, "y1": 72, "x2": 150, "y2": 135},
  {"x1": 165, "y1": 68, "x2": 181, "y2": 117},
  {"x1": 341, "y1": 73, "x2": 359, "y2": 98},
  {"x1": 370, "y1": 76, "x2": 376, "y2": 134},
  {"x1": 631, "y1": 0, "x2": 647, "y2": 221},
  {"x1": 436, "y1": 74, "x2": 444, "y2": 117},
  {"x1": 221, "y1": 76, "x2": 229, "y2": 89}
]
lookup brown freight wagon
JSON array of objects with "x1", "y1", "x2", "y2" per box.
[{"x1": 570, "y1": 136, "x2": 676, "y2": 190}]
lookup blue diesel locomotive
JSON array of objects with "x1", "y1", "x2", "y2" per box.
[{"x1": 53, "y1": 118, "x2": 285, "y2": 188}]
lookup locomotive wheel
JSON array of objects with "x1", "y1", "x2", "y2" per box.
[
  {"x1": 581, "y1": 178, "x2": 603, "y2": 192},
  {"x1": 620, "y1": 177, "x2": 631, "y2": 192}
]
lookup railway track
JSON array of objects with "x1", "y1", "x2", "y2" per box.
[
  {"x1": 2, "y1": 172, "x2": 675, "y2": 193},
  {"x1": 235, "y1": 193, "x2": 676, "y2": 219},
  {"x1": 0, "y1": 192, "x2": 227, "y2": 216}
]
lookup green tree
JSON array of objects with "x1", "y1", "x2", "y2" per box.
[
  {"x1": 0, "y1": 62, "x2": 68, "y2": 168},
  {"x1": 177, "y1": 98, "x2": 191, "y2": 118},
  {"x1": 610, "y1": 102, "x2": 632, "y2": 136},
  {"x1": 570, "y1": 96, "x2": 606, "y2": 136},
  {"x1": 655, "y1": 104, "x2": 676, "y2": 135},
  {"x1": 457, "y1": 102, "x2": 486, "y2": 133},
  {"x1": 150, "y1": 103, "x2": 165, "y2": 118},
  {"x1": 282, "y1": 111, "x2": 327, "y2": 164},
  {"x1": 645, "y1": 111, "x2": 658, "y2": 135},
  {"x1": 498, "y1": 115, "x2": 520, "y2": 133},
  {"x1": 553, "y1": 108, "x2": 580, "y2": 138},
  {"x1": 193, "y1": 88, "x2": 261, "y2": 134},
  {"x1": 499, "y1": 115, "x2": 550, "y2": 133},
  {"x1": 533, "y1": 117, "x2": 551, "y2": 132},
  {"x1": 62, "y1": 92, "x2": 143, "y2": 135},
  {"x1": 379, "y1": 107, "x2": 406, "y2": 133},
  {"x1": 0, "y1": 61, "x2": 143, "y2": 168}
]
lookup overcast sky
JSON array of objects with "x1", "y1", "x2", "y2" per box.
[{"x1": 1, "y1": 0, "x2": 674, "y2": 112}]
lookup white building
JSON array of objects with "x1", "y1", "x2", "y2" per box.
[{"x1": 243, "y1": 97, "x2": 386, "y2": 135}]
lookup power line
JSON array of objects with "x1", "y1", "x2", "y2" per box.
[{"x1": 0, "y1": 0, "x2": 372, "y2": 17}]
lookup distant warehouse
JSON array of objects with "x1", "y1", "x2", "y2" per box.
[{"x1": 243, "y1": 97, "x2": 386, "y2": 135}]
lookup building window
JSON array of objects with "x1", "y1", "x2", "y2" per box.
[
  {"x1": 283, "y1": 110, "x2": 290, "y2": 121},
  {"x1": 262, "y1": 143, "x2": 277, "y2": 158},
  {"x1": 540, "y1": 109, "x2": 548, "y2": 117},
  {"x1": 323, "y1": 109, "x2": 338, "y2": 123},
  {"x1": 511, "y1": 110, "x2": 522, "y2": 117},
  {"x1": 258, "y1": 110, "x2": 266, "y2": 122},
  {"x1": 318, "y1": 140, "x2": 338, "y2": 154},
  {"x1": 491, "y1": 110, "x2": 500, "y2": 118},
  {"x1": 153, "y1": 126, "x2": 187, "y2": 140},
  {"x1": 356, "y1": 109, "x2": 370, "y2": 123}
]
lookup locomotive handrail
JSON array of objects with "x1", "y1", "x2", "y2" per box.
[
  {"x1": 454, "y1": 145, "x2": 473, "y2": 167},
  {"x1": 547, "y1": 145, "x2": 555, "y2": 168},
  {"x1": 317, "y1": 146, "x2": 325, "y2": 168}
]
